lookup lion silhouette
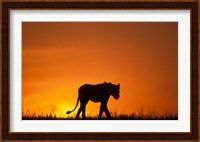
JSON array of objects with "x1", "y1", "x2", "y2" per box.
[{"x1": 66, "y1": 82, "x2": 120, "y2": 119}]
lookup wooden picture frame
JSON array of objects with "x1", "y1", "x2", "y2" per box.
[{"x1": 2, "y1": 1, "x2": 198, "y2": 140}]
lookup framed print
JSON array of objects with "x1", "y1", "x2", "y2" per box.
[{"x1": 2, "y1": 1, "x2": 198, "y2": 140}]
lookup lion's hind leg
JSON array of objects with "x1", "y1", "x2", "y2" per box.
[
  {"x1": 81, "y1": 105, "x2": 86, "y2": 119},
  {"x1": 75, "y1": 108, "x2": 81, "y2": 119},
  {"x1": 98, "y1": 104, "x2": 104, "y2": 119},
  {"x1": 78, "y1": 99, "x2": 88, "y2": 119}
]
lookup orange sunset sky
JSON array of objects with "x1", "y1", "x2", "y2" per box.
[{"x1": 22, "y1": 22, "x2": 178, "y2": 118}]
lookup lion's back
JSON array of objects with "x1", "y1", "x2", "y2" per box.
[{"x1": 78, "y1": 83, "x2": 107, "y2": 99}]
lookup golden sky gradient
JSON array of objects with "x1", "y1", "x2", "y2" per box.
[{"x1": 22, "y1": 22, "x2": 178, "y2": 117}]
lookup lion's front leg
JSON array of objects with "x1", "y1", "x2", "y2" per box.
[{"x1": 104, "y1": 106, "x2": 111, "y2": 119}]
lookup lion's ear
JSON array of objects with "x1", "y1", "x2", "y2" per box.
[{"x1": 117, "y1": 84, "x2": 120, "y2": 87}]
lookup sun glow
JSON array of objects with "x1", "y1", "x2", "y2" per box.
[{"x1": 22, "y1": 22, "x2": 178, "y2": 119}]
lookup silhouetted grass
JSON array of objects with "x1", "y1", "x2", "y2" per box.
[
  {"x1": 22, "y1": 107, "x2": 178, "y2": 120},
  {"x1": 22, "y1": 113, "x2": 178, "y2": 120}
]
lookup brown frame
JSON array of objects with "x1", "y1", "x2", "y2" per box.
[{"x1": 2, "y1": 2, "x2": 198, "y2": 140}]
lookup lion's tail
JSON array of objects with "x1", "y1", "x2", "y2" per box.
[{"x1": 66, "y1": 96, "x2": 79, "y2": 115}]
